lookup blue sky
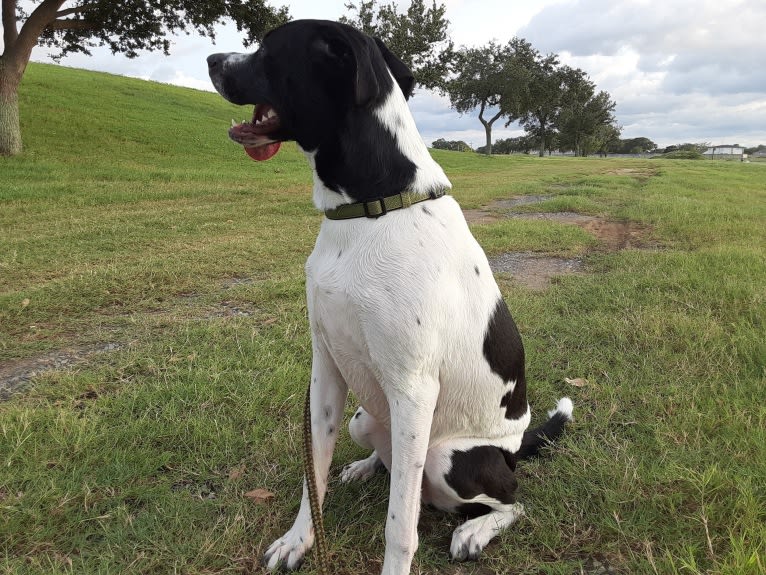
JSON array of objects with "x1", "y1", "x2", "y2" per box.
[{"x1": 16, "y1": 0, "x2": 766, "y2": 148}]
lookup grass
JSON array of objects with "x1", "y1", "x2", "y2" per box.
[{"x1": 1, "y1": 63, "x2": 765, "y2": 574}]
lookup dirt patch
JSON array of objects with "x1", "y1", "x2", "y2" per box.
[
  {"x1": 0, "y1": 343, "x2": 121, "y2": 399},
  {"x1": 506, "y1": 212, "x2": 651, "y2": 251},
  {"x1": 464, "y1": 194, "x2": 654, "y2": 289},
  {"x1": 606, "y1": 167, "x2": 657, "y2": 181},
  {"x1": 463, "y1": 195, "x2": 552, "y2": 224},
  {"x1": 489, "y1": 252, "x2": 584, "y2": 290}
]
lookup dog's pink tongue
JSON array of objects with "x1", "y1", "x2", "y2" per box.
[{"x1": 245, "y1": 142, "x2": 281, "y2": 161}]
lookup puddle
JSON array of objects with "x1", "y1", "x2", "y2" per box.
[
  {"x1": 488, "y1": 252, "x2": 584, "y2": 290},
  {"x1": 0, "y1": 343, "x2": 122, "y2": 399}
]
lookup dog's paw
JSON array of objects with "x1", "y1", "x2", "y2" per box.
[
  {"x1": 449, "y1": 522, "x2": 487, "y2": 562},
  {"x1": 263, "y1": 527, "x2": 314, "y2": 571},
  {"x1": 340, "y1": 453, "x2": 383, "y2": 483},
  {"x1": 449, "y1": 505, "x2": 524, "y2": 562}
]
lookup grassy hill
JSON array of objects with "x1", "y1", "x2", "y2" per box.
[{"x1": 1, "y1": 63, "x2": 765, "y2": 574}]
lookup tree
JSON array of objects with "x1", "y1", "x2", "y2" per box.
[
  {"x1": 586, "y1": 122, "x2": 621, "y2": 157},
  {"x1": 507, "y1": 53, "x2": 566, "y2": 157},
  {"x1": 608, "y1": 137, "x2": 657, "y2": 154},
  {"x1": 0, "y1": 1, "x2": 290, "y2": 156},
  {"x1": 340, "y1": 0, "x2": 454, "y2": 91},
  {"x1": 445, "y1": 38, "x2": 533, "y2": 155},
  {"x1": 431, "y1": 137, "x2": 471, "y2": 152},
  {"x1": 556, "y1": 86, "x2": 617, "y2": 156},
  {"x1": 476, "y1": 135, "x2": 535, "y2": 155}
]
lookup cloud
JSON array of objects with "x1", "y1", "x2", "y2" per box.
[{"x1": 514, "y1": 0, "x2": 766, "y2": 145}]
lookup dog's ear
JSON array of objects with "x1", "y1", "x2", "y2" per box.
[
  {"x1": 374, "y1": 37, "x2": 416, "y2": 100},
  {"x1": 312, "y1": 28, "x2": 381, "y2": 107}
]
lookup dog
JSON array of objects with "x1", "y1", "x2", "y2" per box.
[{"x1": 208, "y1": 20, "x2": 573, "y2": 574}]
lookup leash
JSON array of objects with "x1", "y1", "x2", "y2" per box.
[{"x1": 303, "y1": 385, "x2": 331, "y2": 575}]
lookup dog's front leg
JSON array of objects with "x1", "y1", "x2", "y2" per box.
[
  {"x1": 381, "y1": 380, "x2": 439, "y2": 575},
  {"x1": 264, "y1": 338, "x2": 347, "y2": 571}
]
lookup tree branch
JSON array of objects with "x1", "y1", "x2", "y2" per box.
[
  {"x1": 2, "y1": 0, "x2": 19, "y2": 48},
  {"x1": 4, "y1": 0, "x2": 65, "y2": 75},
  {"x1": 478, "y1": 100, "x2": 487, "y2": 126},
  {"x1": 56, "y1": 3, "x2": 96, "y2": 18},
  {"x1": 487, "y1": 109, "x2": 503, "y2": 127},
  {"x1": 46, "y1": 18, "x2": 96, "y2": 31}
]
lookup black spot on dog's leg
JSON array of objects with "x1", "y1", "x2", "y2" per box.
[
  {"x1": 337, "y1": 250, "x2": 343, "y2": 259},
  {"x1": 483, "y1": 298, "x2": 527, "y2": 420},
  {"x1": 474, "y1": 265, "x2": 480, "y2": 277},
  {"x1": 416, "y1": 317, "x2": 421, "y2": 326},
  {"x1": 421, "y1": 205, "x2": 433, "y2": 216}
]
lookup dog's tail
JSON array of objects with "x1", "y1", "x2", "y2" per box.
[{"x1": 516, "y1": 397, "x2": 574, "y2": 460}]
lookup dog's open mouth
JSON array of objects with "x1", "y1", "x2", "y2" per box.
[{"x1": 228, "y1": 103, "x2": 282, "y2": 161}]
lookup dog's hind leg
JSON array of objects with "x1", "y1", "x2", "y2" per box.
[
  {"x1": 341, "y1": 406, "x2": 391, "y2": 482},
  {"x1": 263, "y1": 339, "x2": 348, "y2": 572},
  {"x1": 422, "y1": 441, "x2": 523, "y2": 562}
]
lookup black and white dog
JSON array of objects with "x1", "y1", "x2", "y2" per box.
[{"x1": 208, "y1": 20, "x2": 572, "y2": 574}]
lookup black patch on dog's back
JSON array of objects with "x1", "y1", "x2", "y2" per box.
[
  {"x1": 446, "y1": 446, "x2": 518, "y2": 516},
  {"x1": 483, "y1": 298, "x2": 527, "y2": 420}
]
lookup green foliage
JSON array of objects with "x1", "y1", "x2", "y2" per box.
[
  {"x1": 653, "y1": 150, "x2": 704, "y2": 159},
  {"x1": 608, "y1": 136, "x2": 658, "y2": 154},
  {"x1": 340, "y1": 0, "x2": 454, "y2": 91},
  {"x1": 445, "y1": 38, "x2": 536, "y2": 154},
  {"x1": 476, "y1": 135, "x2": 536, "y2": 155},
  {"x1": 1, "y1": 64, "x2": 765, "y2": 574},
  {"x1": 30, "y1": 0, "x2": 291, "y2": 59},
  {"x1": 431, "y1": 137, "x2": 471, "y2": 151}
]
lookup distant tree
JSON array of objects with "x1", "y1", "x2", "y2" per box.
[
  {"x1": 445, "y1": 38, "x2": 534, "y2": 155},
  {"x1": 608, "y1": 137, "x2": 657, "y2": 154},
  {"x1": 556, "y1": 78, "x2": 617, "y2": 156},
  {"x1": 476, "y1": 135, "x2": 536, "y2": 155},
  {"x1": 431, "y1": 137, "x2": 471, "y2": 151},
  {"x1": 1, "y1": 0, "x2": 290, "y2": 156},
  {"x1": 340, "y1": 0, "x2": 454, "y2": 91},
  {"x1": 676, "y1": 142, "x2": 710, "y2": 153},
  {"x1": 586, "y1": 123, "x2": 622, "y2": 157},
  {"x1": 507, "y1": 53, "x2": 568, "y2": 157},
  {"x1": 745, "y1": 144, "x2": 766, "y2": 155}
]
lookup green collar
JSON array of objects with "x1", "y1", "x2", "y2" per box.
[{"x1": 324, "y1": 188, "x2": 448, "y2": 220}]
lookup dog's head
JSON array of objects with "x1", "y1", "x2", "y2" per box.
[{"x1": 207, "y1": 20, "x2": 415, "y2": 162}]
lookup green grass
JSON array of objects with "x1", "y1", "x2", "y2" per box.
[{"x1": 1, "y1": 63, "x2": 765, "y2": 574}]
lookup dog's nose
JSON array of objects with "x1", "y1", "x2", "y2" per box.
[{"x1": 207, "y1": 53, "x2": 226, "y2": 71}]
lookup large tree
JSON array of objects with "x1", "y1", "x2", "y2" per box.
[
  {"x1": 508, "y1": 55, "x2": 573, "y2": 157},
  {"x1": 340, "y1": 0, "x2": 453, "y2": 91},
  {"x1": 556, "y1": 83, "x2": 617, "y2": 156},
  {"x1": 0, "y1": 1, "x2": 290, "y2": 156},
  {"x1": 446, "y1": 38, "x2": 534, "y2": 155}
]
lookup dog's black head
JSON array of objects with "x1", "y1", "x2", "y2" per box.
[{"x1": 208, "y1": 20, "x2": 423, "y2": 202}]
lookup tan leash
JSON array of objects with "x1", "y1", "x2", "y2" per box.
[{"x1": 303, "y1": 386, "x2": 331, "y2": 575}]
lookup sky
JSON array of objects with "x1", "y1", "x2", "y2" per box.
[{"x1": 13, "y1": 0, "x2": 766, "y2": 149}]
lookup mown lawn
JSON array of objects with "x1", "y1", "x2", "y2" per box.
[{"x1": 1, "y1": 63, "x2": 764, "y2": 574}]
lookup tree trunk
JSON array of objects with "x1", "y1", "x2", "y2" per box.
[
  {"x1": 0, "y1": 60, "x2": 23, "y2": 156},
  {"x1": 484, "y1": 123, "x2": 492, "y2": 155}
]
